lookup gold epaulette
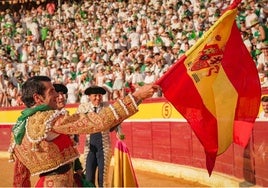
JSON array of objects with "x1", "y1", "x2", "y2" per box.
[{"x1": 26, "y1": 109, "x2": 67, "y2": 151}]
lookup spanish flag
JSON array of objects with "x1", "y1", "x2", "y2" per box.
[
  {"x1": 156, "y1": 0, "x2": 261, "y2": 175},
  {"x1": 112, "y1": 139, "x2": 138, "y2": 187}
]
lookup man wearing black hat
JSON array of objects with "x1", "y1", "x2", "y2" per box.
[
  {"x1": 53, "y1": 83, "x2": 68, "y2": 110},
  {"x1": 77, "y1": 85, "x2": 119, "y2": 187}
]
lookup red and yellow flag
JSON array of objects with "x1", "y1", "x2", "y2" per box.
[
  {"x1": 156, "y1": 0, "x2": 261, "y2": 175},
  {"x1": 112, "y1": 139, "x2": 138, "y2": 187}
]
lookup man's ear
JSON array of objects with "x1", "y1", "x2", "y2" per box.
[{"x1": 32, "y1": 93, "x2": 44, "y2": 104}]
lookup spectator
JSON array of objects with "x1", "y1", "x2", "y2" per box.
[
  {"x1": 0, "y1": 70, "x2": 7, "y2": 107},
  {"x1": 124, "y1": 66, "x2": 134, "y2": 95},
  {"x1": 112, "y1": 63, "x2": 125, "y2": 100},
  {"x1": 78, "y1": 72, "x2": 91, "y2": 103},
  {"x1": 132, "y1": 64, "x2": 144, "y2": 90},
  {"x1": 66, "y1": 77, "x2": 79, "y2": 104},
  {"x1": 6, "y1": 81, "x2": 19, "y2": 107},
  {"x1": 257, "y1": 41, "x2": 268, "y2": 85},
  {"x1": 245, "y1": 6, "x2": 258, "y2": 29},
  {"x1": 259, "y1": 96, "x2": 268, "y2": 119}
]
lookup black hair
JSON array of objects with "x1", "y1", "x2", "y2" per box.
[
  {"x1": 261, "y1": 96, "x2": 268, "y2": 102},
  {"x1": 21, "y1": 76, "x2": 51, "y2": 108}
]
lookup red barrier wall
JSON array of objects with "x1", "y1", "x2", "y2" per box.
[
  {"x1": 107, "y1": 121, "x2": 267, "y2": 186},
  {"x1": 1, "y1": 100, "x2": 267, "y2": 186}
]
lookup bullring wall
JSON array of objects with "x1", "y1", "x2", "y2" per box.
[{"x1": 0, "y1": 97, "x2": 267, "y2": 186}]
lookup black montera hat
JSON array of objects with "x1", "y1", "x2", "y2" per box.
[
  {"x1": 85, "y1": 86, "x2": 106, "y2": 95},
  {"x1": 53, "y1": 83, "x2": 68, "y2": 94}
]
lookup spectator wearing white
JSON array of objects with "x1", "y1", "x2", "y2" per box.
[
  {"x1": 245, "y1": 6, "x2": 258, "y2": 29},
  {"x1": 14, "y1": 71, "x2": 24, "y2": 93},
  {"x1": 152, "y1": 47, "x2": 162, "y2": 63},
  {"x1": 112, "y1": 63, "x2": 125, "y2": 100},
  {"x1": 128, "y1": 27, "x2": 141, "y2": 50},
  {"x1": 259, "y1": 5, "x2": 268, "y2": 24},
  {"x1": 171, "y1": 43, "x2": 181, "y2": 60},
  {"x1": 5, "y1": 62, "x2": 15, "y2": 79},
  {"x1": 158, "y1": 58, "x2": 170, "y2": 79},
  {"x1": 257, "y1": 42, "x2": 268, "y2": 78},
  {"x1": 192, "y1": 0, "x2": 202, "y2": 13},
  {"x1": 103, "y1": 67, "x2": 114, "y2": 101},
  {"x1": 180, "y1": 38, "x2": 191, "y2": 54},
  {"x1": 54, "y1": 68, "x2": 66, "y2": 84},
  {"x1": 177, "y1": 3, "x2": 189, "y2": 20},
  {"x1": 132, "y1": 64, "x2": 144, "y2": 90},
  {"x1": 207, "y1": 2, "x2": 217, "y2": 21},
  {"x1": 144, "y1": 66, "x2": 158, "y2": 98},
  {"x1": 242, "y1": 31, "x2": 253, "y2": 53},
  {"x1": 20, "y1": 43, "x2": 29, "y2": 63},
  {"x1": 162, "y1": 46, "x2": 173, "y2": 66},
  {"x1": 27, "y1": 20, "x2": 40, "y2": 43},
  {"x1": 26, "y1": 42, "x2": 35, "y2": 56},
  {"x1": 6, "y1": 81, "x2": 19, "y2": 107},
  {"x1": 45, "y1": 44, "x2": 56, "y2": 61},
  {"x1": 66, "y1": 77, "x2": 79, "y2": 104},
  {"x1": 13, "y1": 36, "x2": 22, "y2": 53},
  {"x1": 95, "y1": 66, "x2": 106, "y2": 87},
  {"x1": 144, "y1": 67, "x2": 156, "y2": 85},
  {"x1": 48, "y1": 61, "x2": 57, "y2": 78},
  {"x1": 160, "y1": 32, "x2": 172, "y2": 48},
  {"x1": 221, "y1": 0, "x2": 231, "y2": 10},
  {"x1": 124, "y1": 66, "x2": 134, "y2": 92},
  {"x1": 78, "y1": 72, "x2": 91, "y2": 104},
  {"x1": 171, "y1": 16, "x2": 181, "y2": 31},
  {"x1": 16, "y1": 61, "x2": 28, "y2": 79},
  {"x1": 259, "y1": 96, "x2": 268, "y2": 119},
  {"x1": 140, "y1": 28, "x2": 151, "y2": 46},
  {"x1": 39, "y1": 58, "x2": 50, "y2": 77},
  {"x1": 61, "y1": 60, "x2": 71, "y2": 78},
  {"x1": 26, "y1": 54, "x2": 36, "y2": 73},
  {"x1": 248, "y1": 18, "x2": 267, "y2": 42},
  {"x1": 0, "y1": 69, "x2": 7, "y2": 107}
]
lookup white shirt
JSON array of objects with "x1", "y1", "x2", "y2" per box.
[
  {"x1": 257, "y1": 53, "x2": 268, "y2": 71},
  {"x1": 258, "y1": 111, "x2": 268, "y2": 120},
  {"x1": 132, "y1": 72, "x2": 144, "y2": 84},
  {"x1": 144, "y1": 74, "x2": 156, "y2": 84},
  {"x1": 66, "y1": 82, "x2": 79, "y2": 104}
]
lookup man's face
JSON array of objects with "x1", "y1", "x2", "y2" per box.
[
  {"x1": 262, "y1": 101, "x2": 268, "y2": 113},
  {"x1": 56, "y1": 92, "x2": 66, "y2": 110},
  {"x1": 41, "y1": 81, "x2": 58, "y2": 110},
  {"x1": 88, "y1": 94, "x2": 103, "y2": 107},
  {"x1": 262, "y1": 48, "x2": 268, "y2": 56}
]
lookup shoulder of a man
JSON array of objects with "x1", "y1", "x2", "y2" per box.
[{"x1": 27, "y1": 110, "x2": 57, "y2": 139}]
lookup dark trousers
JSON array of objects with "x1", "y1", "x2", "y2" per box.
[{"x1": 86, "y1": 133, "x2": 104, "y2": 187}]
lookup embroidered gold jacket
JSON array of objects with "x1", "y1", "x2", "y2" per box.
[{"x1": 10, "y1": 94, "x2": 138, "y2": 175}]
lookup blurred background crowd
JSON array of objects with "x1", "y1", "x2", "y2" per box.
[{"x1": 0, "y1": 0, "x2": 267, "y2": 107}]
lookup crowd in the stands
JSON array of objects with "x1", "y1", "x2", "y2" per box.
[{"x1": 0, "y1": 0, "x2": 267, "y2": 107}]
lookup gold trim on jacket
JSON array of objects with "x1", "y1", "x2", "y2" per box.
[{"x1": 10, "y1": 94, "x2": 139, "y2": 176}]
